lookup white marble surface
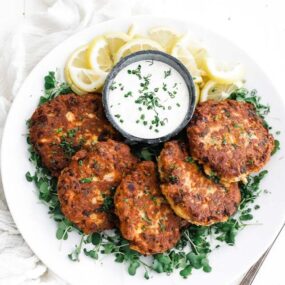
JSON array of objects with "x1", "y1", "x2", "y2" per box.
[{"x1": 0, "y1": 0, "x2": 284, "y2": 284}]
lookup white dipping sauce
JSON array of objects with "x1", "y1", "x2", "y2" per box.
[{"x1": 107, "y1": 60, "x2": 189, "y2": 139}]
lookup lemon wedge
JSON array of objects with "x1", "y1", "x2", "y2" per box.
[
  {"x1": 148, "y1": 26, "x2": 180, "y2": 53},
  {"x1": 171, "y1": 38, "x2": 203, "y2": 83},
  {"x1": 114, "y1": 38, "x2": 164, "y2": 63},
  {"x1": 66, "y1": 45, "x2": 106, "y2": 92},
  {"x1": 87, "y1": 36, "x2": 113, "y2": 73},
  {"x1": 104, "y1": 32, "x2": 130, "y2": 59},
  {"x1": 200, "y1": 80, "x2": 243, "y2": 102},
  {"x1": 204, "y1": 57, "x2": 245, "y2": 84}
]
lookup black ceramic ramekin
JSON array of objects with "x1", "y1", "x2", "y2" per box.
[{"x1": 102, "y1": 50, "x2": 196, "y2": 144}]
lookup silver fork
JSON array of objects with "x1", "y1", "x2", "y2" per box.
[{"x1": 239, "y1": 223, "x2": 285, "y2": 285}]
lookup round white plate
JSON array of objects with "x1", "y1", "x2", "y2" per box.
[{"x1": 1, "y1": 16, "x2": 285, "y2": 285}]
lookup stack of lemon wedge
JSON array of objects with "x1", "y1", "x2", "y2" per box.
[{"x1": 65, "y1": 25, "x2": 245, "y2": 103}]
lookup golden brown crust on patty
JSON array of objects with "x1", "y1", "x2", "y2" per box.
[
  {"x1": 114, "y1": 161, "x2": 181, "y2": 255},
  {"x1": 30, "y1": 93, "x2": 119, "y2": 176},
  {"x1": 158, "y1": 141, "x2": 241, "y2": 226},
  {"x1": 187, "y1": 100, "x2": 274, "y2": 183},
  {"x1": 58, "y1": 140, "x2": 138, "y2": 234}
]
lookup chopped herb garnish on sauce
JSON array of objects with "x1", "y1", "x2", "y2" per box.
[
  {"x1": 127, "y1": 64, "x2": 142, "y2": 79},
  {"x1": 110, "y1": 81, "x2": 117, "y2": 90},
  {"x1": 164, "y1": 68, "x2": 172, "y2": 78},
  {"x1": 124, "y1": 91, "x2": 133, "y2": 98}
]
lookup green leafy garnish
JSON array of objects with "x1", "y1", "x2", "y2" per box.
[
  {"x1": 68, "y1": 235, "x2": 85, "y2": 261},
  {"x1": 56, "y1": 219, "x2": 73, "y2": 240},
  {"x1": 100, "y1": 196, "x2": 114, "y2": 212},
  {"x1": 229, "y1": 88, "x2": 270, "y2": 120},
  {"x1": 80, "y1": 177, "x2": 93, "y2": 183},
  {"x1": 67, "y1": 128, "x2": 78, "y2": 138},
  {"x1": 25, "y1": 132, "x2": 272, "y2": 279},
  {"x1": 272, "y1": 139, "x2": 280, "y2": 155},
  {"x1": 59, "y1": 136, "x2": 78, "y2": 157},
  {"x1": 25, "y1": 135, "x2": 77, "y2": 240},
  {"x1": 185, "y1": 157, "x2": 194, "y2": 163},
  {"x1": 24, "y1": 72, "x2": 280, "y2": 279},
  {"x1": 132, "y1": 145, "x2": 162, "y2": 161},
  {"x1": 40, "y1": 71, "x2": 71, "y2": 105}
]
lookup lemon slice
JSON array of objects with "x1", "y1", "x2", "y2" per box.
[
  {"x1": 186, "y1": 39, "x2": 208, "y2": 73},
  {"x1": 67, "y1": 45, "x2": 106, "y2": 92},
  {"x1": 64, "y1": 66, "x2": 87, "y2": 95},
  {"x1": 204, "y1": 57, "x2": 245, "y2": 84},
  {"x1": 126, "y1": 25, "x2": 146, "y2": 39},
  {"x1": 87, "y1": 36, "x2": 113, "y2": 73},
  {"x1": 127, "y1": 24, "x2": 137, "y2": 38},
  {"x1": 171, "y1": 38, "x2": 203, "y2": 83},
  {"x1": 104, "y1": 32, "x2": 130, "y2": 58},
  {"x1": 114, "y1": 38, "x2": 164, "y2": 63},
  {"x1": 148, "y1": 26, "x2": 180, "y2": 53},
  {"x1": 194, "y1": 83, "x2": 200, "y2": 106},
  {"x1": 200, "y1": 80, "x2": 243, "y2": 102},
  {"x1": 132, "y1": 34, "x2": 148, "y2": 39}
]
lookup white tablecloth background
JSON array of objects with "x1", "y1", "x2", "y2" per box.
[{"x1": 0, "y1": 0, "x2": 284, "y2": 284}]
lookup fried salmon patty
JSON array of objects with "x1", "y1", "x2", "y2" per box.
[
  {"x1": 187, "y1": 100, "x2": 274, "y2": 183},
  {"x1": 58, "y1": 140, "x2": 138, "y2": 234},
  {"x1": 158, "y1": 141, "x2": 241, "y2": 226},
  {"x1": 30, "y1": 93, "x2": 119, "y2": 176},
  {"x1": 114, "y1": 161, "x2": 181, "y2": 255}
]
